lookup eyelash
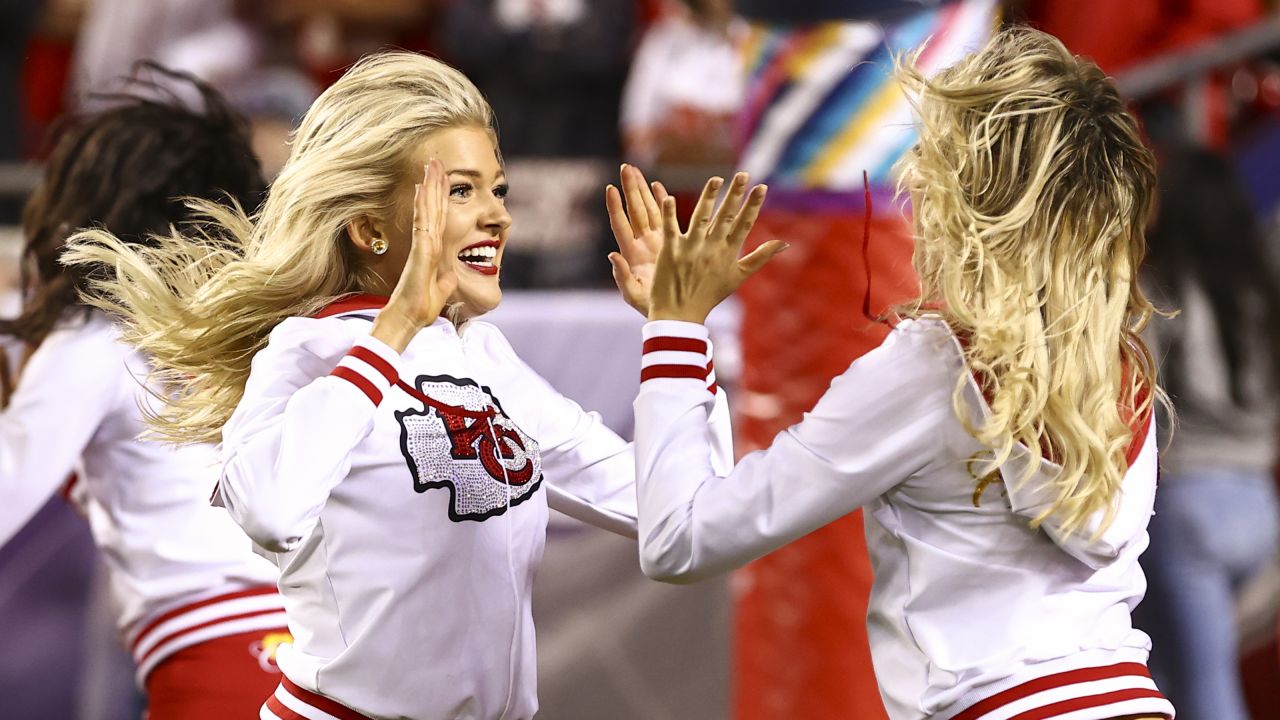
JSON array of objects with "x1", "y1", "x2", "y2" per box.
[{"x1": 449, "y1": 183, "x2": 509, "y2": 201}]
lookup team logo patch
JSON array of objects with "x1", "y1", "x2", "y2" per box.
[
  {"x1": 396, "y1": 375, "x2": 543, "y2": 521},
  {"x1": 249, "y1": 631, "x2": 292, "y2": 673}
]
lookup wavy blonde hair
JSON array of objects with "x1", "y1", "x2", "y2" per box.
[
  {"x1": 896, "y1": 27, "x2": 1160, "y2": 534},
  {"x1": 63, "y1": 52, "x2": 495, "y2": 445}
]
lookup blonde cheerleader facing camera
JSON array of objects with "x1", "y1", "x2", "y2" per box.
[{"x1": 67, "y1": 52, "x2": 732, "y2": 720}]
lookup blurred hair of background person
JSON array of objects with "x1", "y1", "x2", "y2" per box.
[
  {"x1": 724, "y1": 2, "x2": 999, "y2": 718},
  {"x1": 621, "y1": 0, "x2": 743, "y2": 171},
  {"x1": 437, "y1": 0, "x2": 635, "y2": 290},
  {"x1": 1138, "y1": 145, "x2": 1280, "y2": 720},
  {"x1": 0, "y1": 65, "x2": 286, "y2": 720}
]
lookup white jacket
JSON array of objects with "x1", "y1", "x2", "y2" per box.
[
  {"x1": 0, "y1": 311, "x2": 283, "y2": 684},
  {"x1": 223, "y1": 296, "x2": 731, "y2": 720},
  {"x1": 633, "y1": 317, "x2": 1176, "y2": 720}
]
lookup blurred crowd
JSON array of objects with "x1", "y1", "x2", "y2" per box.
[{"x1": 4, "y1": 1, "x2": 1280, "y2": 719}]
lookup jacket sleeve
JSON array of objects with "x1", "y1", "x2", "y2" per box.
[
  {"x1": 218, "y1": 319, "x2": 404, "y2": 552},
  {"x1": 471, "y1": 322, "x2": 733, "y2": 539},
  {"x1": 634, "y1": 319, "x2": 952, "y2": 583},
  {"x1": 0, "y1": 320, "x2": 124, "y2": 545}
]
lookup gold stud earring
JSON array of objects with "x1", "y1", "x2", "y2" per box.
[{"x1": 370, "y1": 238, "x2": 388, "y2": 255}]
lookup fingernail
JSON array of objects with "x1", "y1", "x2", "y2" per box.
[
  {"x1": 781, "y1": 242, "x2": 792, "y2": 252},
  {"x1": 620, "y1": 163, "x2": 629, "y2": 172}
]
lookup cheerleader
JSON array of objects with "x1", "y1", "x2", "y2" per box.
[
  {"x1": 67, "y1": 52, "x2": 730, "y2": 720},
  {"x1": 0, "y1": 67, "x2": 286, "y2": 719},
  {"x1": 622, "y1": 28, "x2": 1176, "y2": 720}
]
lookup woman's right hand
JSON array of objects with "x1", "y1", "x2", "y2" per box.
[
  {"x1": 372, "y1": 160, "x2": 458, "y2": 353},
  {"x1": 648, "y1": 172, "x2": 784, "y2": 325}
]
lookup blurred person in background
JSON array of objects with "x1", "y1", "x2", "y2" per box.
[
  {"x1": 437, "y1": 0, "x2": 634, "y2": 289},
  {"x1": 621, "y1": 0, "x2": 742, "y2": 170},
  {"x1": 0, "y1": 65, "x2": 286, "y2": 719},
  {"x1": 1139, "y1": 146, "x2": 1280, "y2": 720}
]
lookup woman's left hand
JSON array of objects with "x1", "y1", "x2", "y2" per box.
[
  {"x1": 648, "y1": 172, "x2": 786, "y2": 325},
  {"x1": 606, "y1": 164, "x2": 670, "y2": 316}
]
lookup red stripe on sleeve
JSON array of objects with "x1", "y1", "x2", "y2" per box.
[
  {"x1": 641, "y1": 364, "x2": 709, "y2": 383},
  {"x1": 642, "y1": 337, "x2": 708, "y2": 355},
  {"x1": 331, "y1": 366, "x2": 382, "y2": 406},
  {"x1": 951, "y1": 663, "x2": 1154, "y2": 720},
  {"x1": 348, "y1": 346, "x2": 397, "y2": 384},
  {"x1": 265, "y1": 694, "x2": 308, "y2": 720},
  {"x1": 1009, "y1": 688, "x2": 1169, "y2": 720},
  {"x1": 282, "y1": 676, "x2": 373, "y2": 720}
]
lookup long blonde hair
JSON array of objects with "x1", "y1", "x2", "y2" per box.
[
  {"x1": 63, "y1": 52, "x2": 495, "y2": 445},
  {"x1": 896, "y1": 27, "x2": 1160, "y2": 534}
]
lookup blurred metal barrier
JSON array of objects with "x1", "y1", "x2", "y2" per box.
[
  {"x1": 1115, "y1": 15, "x2": 1280, "y2": 100},
  {"x1": 0, "y1": 164, "x2": 38, "y2": 200}
]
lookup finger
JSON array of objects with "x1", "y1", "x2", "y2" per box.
[
  {"x1": 633, "y1": 167, "x2": 662, "y2": 231},
  {"x1": 416, "y1": 161, "x2": 439, "y2": 239},
  {"x1": 737, "y1": 239, "x2": 790, "y2": 277},
  {"x1": 620, "y1": 164, "x2": 650, "y2": 236},
  {"x1": 686, "y1": 176, "x2": 724, "y2": 243},
  {"x1": 429, "y1": 159, "x2": 448, "y2": 256},
  {"x1": 726, "y1": 184, "x2": 768, "y2": 253},
  {"x1": 412, "y1": 164, "x2": 429, "y2": 242},
  {"x1": 709, "y1": 172, "x2": 749, "y2": 244},
  {"x1": 651, "y1": 181, "x2": 669, "y2": 205},
  {"x1": 605, "y1": 184, "x2": 637, "y2": 251},
  {"x1": 660, "y1": 195, "x2": 681, "y2": 261}
]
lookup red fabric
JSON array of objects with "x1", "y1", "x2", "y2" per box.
[
  {"x1": 1027, "y1": 0, "x2": 1264, "y2": 74},
  {"x1": 733, "y1": 208, "x2": 916, "y2": 720},
  {"x1": 20, "y1": 35, "x2": 74, "y2": 159},
  {"x1": 331, "y1": 366, "x2": 383, "y2": 405},
  {"x1": 313, "y1": 293, "x2": 389, "y2": 318},
  {"x1": 144, "y1": 628, "x2": 290, "y2": 720}
]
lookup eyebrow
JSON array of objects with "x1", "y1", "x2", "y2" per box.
[{"x1": 448, "y1": 169, "x2": 506, "y2": 181}]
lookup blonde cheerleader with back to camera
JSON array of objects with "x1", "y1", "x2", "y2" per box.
[{"x1": 612, "y1": 26, "x2": 1178, "y2": 720}]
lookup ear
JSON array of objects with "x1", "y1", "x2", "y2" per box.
[{"x1": 346, "y1": 215, "x2": 392, "y2": 255}]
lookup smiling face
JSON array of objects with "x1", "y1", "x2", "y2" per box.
[{"x1": 377, "y1": 126, "x2": 512, "y2": 320}]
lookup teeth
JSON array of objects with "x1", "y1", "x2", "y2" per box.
[{"x1": 458, "y1": 245, "x2": 497, "y2": 263}]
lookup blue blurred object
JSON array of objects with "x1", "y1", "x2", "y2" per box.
[{"x1": 1235, "y1": 117, "x2": 1280, "y2": 220}]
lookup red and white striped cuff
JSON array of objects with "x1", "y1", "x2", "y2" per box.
[
  {"x1": 641, "y1": 321, "x2": 717, "y2": 395},
  {"x1": 948, "y1": 662, "x2": 1174, "y2": 720},
  {"x1": 261, "y1": 675, "x2": 373, "y2": 720},
  {"x1": 329, "y1": 336, "x2": 401, "y2": 406},
  {"x1": 130, "y1": 586, "x2": 287, "y2": 684}
]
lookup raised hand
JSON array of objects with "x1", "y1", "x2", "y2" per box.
[
  {"x1": 606, "y1": 163, "x2": 670, "y2": 316},
  {"x1": 649, "y1": 172, "x2": 786, "y2": 325},
  {"x1": 372, "y1": 160, "x2": 458, "y2": 352}
]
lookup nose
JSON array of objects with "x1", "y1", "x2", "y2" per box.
[{"x1": 481, "y1": 192, "x2": 512, "y2": 234}]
